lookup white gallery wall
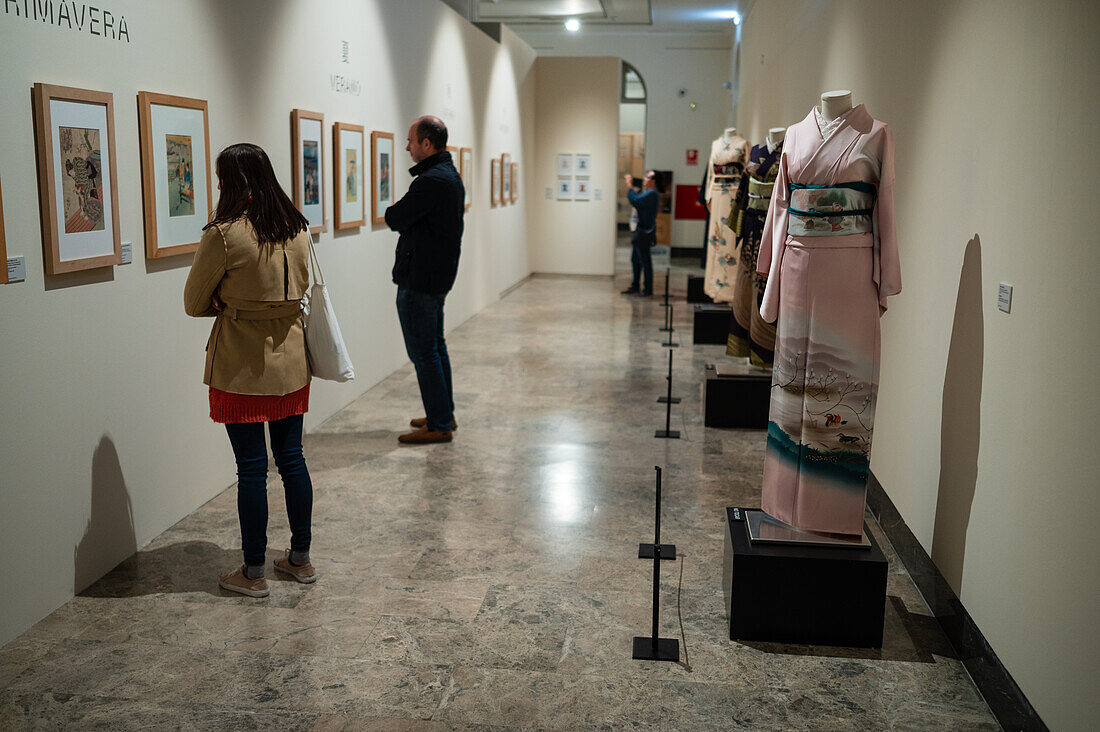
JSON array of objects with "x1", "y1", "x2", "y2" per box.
[
  {"x1": 519, "y1": 30, "x2": 734, "y2": 250},
  {"x1": 736, "y1": 1, "x2": 1099, "y2": 728},
  {"x1": 0, "y1": 0, "x2": 536, "y2": 645}
]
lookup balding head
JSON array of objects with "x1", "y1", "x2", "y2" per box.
[{"x1": 406, "y1": 116, "x2": 448, "y2": 163}]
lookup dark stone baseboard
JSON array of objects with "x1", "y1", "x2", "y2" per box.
[{"x1": 866, "y1": 473, "x2": 1048, "y2": 731}]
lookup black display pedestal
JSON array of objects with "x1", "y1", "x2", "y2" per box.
[
  {"x1": 722, "y1": 507, "x2": 887, "y2": 647},
  {"x1": 693, "y1": 304, "x2": 732, "y2": 345},
  {"x1": 703, "y1": 365, "x2": 770, "y2": 428},
  {"x1": 686, "y1": 275, "x2": 714, "y2": 303}
]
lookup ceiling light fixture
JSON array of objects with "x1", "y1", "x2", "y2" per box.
[
  {"x1": 710, "y1": 9, "x2": 742, "y2": 25},
  {"x1": 732, "y1": 11, "x2": 741, "y2": 25},
  {"x1": 564, "y1": 18, "x2": 580, "y2": 32}
]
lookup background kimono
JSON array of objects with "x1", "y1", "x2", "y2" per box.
[
  {"x1": 756, "y1": 105, "x2": 901, "y2": 535},
  {"x1": 703, "y1": 132, "x2": 750, "y2": 302}
]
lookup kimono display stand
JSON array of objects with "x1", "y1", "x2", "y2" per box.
[
  {"x1": 633, "y1": 467, "x2": 680, "y2": 662},
  {"x1": 638, "y1": 465, "x2": 676, "y2": 560},
  {"x1": 703, "y1": 364, "x2": 770, "y2": 428},
  {"x1": 693, "y1": 304, "x2": 734, "y2": 344},
  {"x1": 687, "y1": 274, "x2": 714, "y2": 303},
  {"x1": 723, "y1": 507, "x2": 887, "y2": 647}
]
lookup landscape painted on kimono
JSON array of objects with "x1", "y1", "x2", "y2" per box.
[
  {"x1": 379, "y1": 152, "x2": 390, "y2": 203},
  {"x1": 165, "y1": 133, "x2": 194, "y2": 217},
  {"x1": 303, "y1": 140, "x2": 320, "y2": 206},
  {"x1": 59, "y1": 125, "x2": 105, "y2": 233},
  {"x1": 345, "y1": 149, "x2": 358, "y2": 203},
  {"x1": 767, "y1": 331, "x2": 876, "y2": 487}
]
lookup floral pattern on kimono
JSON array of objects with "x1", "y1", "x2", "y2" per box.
[{"x1": 703, "y1": 133, "x2": 750, "y2": 302}]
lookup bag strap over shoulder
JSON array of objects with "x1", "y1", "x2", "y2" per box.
[{"x1": 305, "y1": 231, "x2": 325, "y2": 286}]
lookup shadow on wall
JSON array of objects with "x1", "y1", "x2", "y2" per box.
[
  {"x1": 931, "y1": 234, "x2": 984, "y2": 596},
  {"x1": 74, "y1": 435, "x2": 137, "y2": 594}
]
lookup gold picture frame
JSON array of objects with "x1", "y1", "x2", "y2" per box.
[
  {"x1": 510, "y1": 162, "x2": 518, "y2": 203},
  {"x1": 459, "y1": 147, "x2": 472, "y2": 211},
  {"x1": 491, "y1": 158, "x2": 501, "y2": 206}
]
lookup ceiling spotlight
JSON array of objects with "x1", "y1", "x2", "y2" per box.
[
  {"x1": 564, "y1": 18, "x2": 580, "y2": 32},
  {"x1": 732, "y1": 11, "x2": 741, "y2": 25}
]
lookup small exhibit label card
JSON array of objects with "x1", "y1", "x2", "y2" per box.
[
  {"x1": 7, "y1": 256, "x2": 26, "y2": 282},
  {"x1": 121, "y1": 241, "x2": 133, "y2": 264},
  {"x1": 594, "y1": 188, "x2": 603, "y2": 201},
  {"x1": 997, "y1": 282, "x2": 1013, "y2": 313}
]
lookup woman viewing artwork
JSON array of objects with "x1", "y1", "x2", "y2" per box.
[{"x1": 184, "y1": 143, "x2": 318, "y2": 597}]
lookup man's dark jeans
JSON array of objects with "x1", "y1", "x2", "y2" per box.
[
  {"x1": 225, "y1": 414, "x2": 313, "y2": 569},
  {"x1": 396, "y1": 287, "x2": 455, "y2": 432},
  {"x1": 630, "y1": 229, "x2": 655, "y2": 293}
]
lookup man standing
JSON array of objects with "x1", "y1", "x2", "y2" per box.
[
  {"x1": 385, "y1": 116, "x2": 465, "y2": 444},
  {"x1": 622, "y1": 170, "x2": 660, "y2": 297}
]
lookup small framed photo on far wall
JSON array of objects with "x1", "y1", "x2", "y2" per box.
[
  {"x1": 510, "y1": 162, "x2": 518, "y2": 203},
  {"x1": 371, "y1": 130, "x2": 395, "y2": 225},
  {"x1": 557, "y1": 177, "x2": 573, "y2": 200},
  {"x1": 459, "y1": 147, "x2": 472, "y2": 210},
  {"x1": 501, "y1": 153, "x2": 512, "y2": 202},
  {"x1": 557, "y1": 153, "x2": 573, "y2": 176},
  {"x1": 574, "y1": 177, "x2": 591, "y2": 201},
  {"x1": 491, "y1": 158, "x2": 502, "y2": 205},
  {"x1": 32, "y1": 83, "x2": 122, "y2": 274},
  {"x1": 333, "y1": 122, "x2": 365, "y2": 230},
  {"x1": 575, "y1": 154, "x2": 592, "y2": 175},
  {"x1": 138, "y1": 91, "x2": 212, "y2": 259},
  {"x1": 291, "y1": 108, "x2": 326, "y2": 234}
]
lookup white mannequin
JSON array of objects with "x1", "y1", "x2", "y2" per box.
[
  {"x1": 721, "y1": 127, "x2": 738, "y2": 140},
  {"x1": 820, "y1": 89, "x2": 853, "y2": 122},
  {"x1": 766, "y1": 127, "x2": 786, "y2": 149}
]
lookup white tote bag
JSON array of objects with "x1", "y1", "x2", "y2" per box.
[{"x1": 301, "y1": 236, "x2": 355, "y2": 382}]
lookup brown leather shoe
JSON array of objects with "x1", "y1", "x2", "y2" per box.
[
  {"x1": 218, "y1": 566, "x2": 269, "y2": 598},
  {"x1": 410, "y1": 417, "x2": 457, "y2": 430},
  {"x1": 398, "y1": 426, "x2": 453, "y2": 444},
  {"x1": 273, "y1": 550, "x2": 317, "y2": 584}
]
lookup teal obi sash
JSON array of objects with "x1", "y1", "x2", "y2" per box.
[{"x1": 787, "y1": 182, "x2": 875, "y2": 237}]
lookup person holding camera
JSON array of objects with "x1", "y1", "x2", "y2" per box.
[{"x1": 622, "y1": 170, "x2": 660, "y2": 297}]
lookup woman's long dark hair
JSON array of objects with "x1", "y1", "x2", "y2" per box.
[{"x1": 204, "y1": 143, "x2": 308, "y2": 244}]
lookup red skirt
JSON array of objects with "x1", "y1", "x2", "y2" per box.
[{"x1": 209, "y1": 383, "x2": 310, "y2": 424}]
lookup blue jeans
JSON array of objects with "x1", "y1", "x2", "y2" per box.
[
  {"x1": 225, "y1": 415, "x2": 313, "y2": 568},
  {"x1": 396, "y1": 287, "x2": 455, "y2": 432},
  {"x1": 630, "y1": 230, "x2": 654, "y2": 293}
]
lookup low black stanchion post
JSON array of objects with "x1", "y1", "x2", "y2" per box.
[
  {"x1": 663, "y1": 304, "x2": 679, "y2": 348},
  {"x1": 657, "y1": 348, "x2": 681, "y2": 405},
  {"x1": 633, "y1": 466, "x2": 680, "y2": 662},
  {"x1": 639, "y1": 464, "x2": 676, "y2": 559},
  {"x1": 659, "y1": 301, "x2": 672, "y2": 332},
  {"x1": 661, "y1": 267, "x2": 671, "y2": 309}
]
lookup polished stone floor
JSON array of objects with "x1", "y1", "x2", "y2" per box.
[{"x1": 0, "y1": 264, "x2": 999, "y2": 730}]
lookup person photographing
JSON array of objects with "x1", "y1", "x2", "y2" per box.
[{"x1": 622, "y1": 170, "x2": 660, "y2": 297}]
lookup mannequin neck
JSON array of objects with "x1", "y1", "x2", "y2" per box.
[
  {"x1": 721, "y1": 127, "x2": 738, "y2": 140},
  {"x1": 820, "y1": 90, "x2": 853, "y2": 122},
  {"x1": 766, "y1": 127, "x2": 786, "y2": 148}
]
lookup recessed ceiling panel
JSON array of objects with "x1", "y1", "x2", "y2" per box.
[{"x1": 477, "y1": 0, "x2": 606, "y2": 21}]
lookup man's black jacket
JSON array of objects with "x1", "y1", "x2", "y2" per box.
[{"x1": 386, "y1": 151, "x2": 466, "y2": 295}]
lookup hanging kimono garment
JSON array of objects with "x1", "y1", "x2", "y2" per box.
[
  {"x1": 703, "y1": 133, "x2": 750, "y2": 302},
  {"x1": 726, "y1": 140, "x2": 782, "y2": 367},
  {"x1": 756, "y1": 105, "x2": 901, "y2": 535}
]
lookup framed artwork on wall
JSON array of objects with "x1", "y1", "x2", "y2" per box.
[
  {"x1": 32, "y1": 83, "x2": 121, "y2": 275},
  {"x1": 137, "y1": 92, "x2": 212, "y2": 259},
  {"x1": 291, "y1": 108, "x2": 326, "y2": 235},
  {"x1": 491, "y1": 158, "x2": 501, "y2": 205},
  {"x1": 557, "y1": 153, "x2": 573, "y2": 176},
  {"x1": 557, "y1": 177, "x2": 573, "y2": 200},
  {"x1": 459, "y1": 147, "x2": 472, "y2": 210},
  {"x1": 0, "y1": 176, "x2": 7, "y2": 284},
  {"x1": 510, "y1": 162, "x2": 518, "y2": 203},
  {"x1": 501, "y1": 153, "x2": 512, "y2": 202},
  {"x1": 575, "y1": 154, "x2": 592, "y2": 175},
  {"x1": 574, "y1": 177, "x2": 591, "y2": 201},
  {"x1": 333, "y1": 122, "x2": 365, "y2": 230},
  {"x1": 371, "y1": 130, "x2": 395, "y2": 225}
]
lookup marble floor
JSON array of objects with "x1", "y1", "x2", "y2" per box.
[{"x1": 0, "y1": 266, "x2": 999, "y2": 730}]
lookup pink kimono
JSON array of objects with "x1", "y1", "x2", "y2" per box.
[{"x1": 756, "y1": 105, "x2": 902, "y2": 536}]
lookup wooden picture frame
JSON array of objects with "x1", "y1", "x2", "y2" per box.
[
  {"x1": 291, "y1": 108, "x2": 326, "y2": 234},
  {"x1": 137, "y1": 91, "x2": 212, "y2": 259},
  {"x1": 510, "y1": 162, "x2": 518, "y2": 203},
  {"x1": 0, "y1": 176, "x2": 7, "y2": 284},
  {"x1": 332, "y1": 122, "x2": 366, "y2": 230},
  {"x1": 459, "y1": 147, "x2": 472, "y2": 210},
  {"x1": 491, "y1": 158, "x2": 501, "y2": 205},
  {"x1": 501, "y1": 153, "x2": 512, "y2": 203},
  {"x1": 32, "y1": 83, "x2": 121, "y2": 274},
  {"x1": 371, "y1": 130, "x2": 395, "y2": 225}
]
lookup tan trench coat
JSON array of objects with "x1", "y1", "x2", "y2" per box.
[{"x1": 183, "y1": 218, "x2": 311, "y2": 395}]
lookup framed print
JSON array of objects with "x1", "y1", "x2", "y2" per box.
[
  {"x1": 574, "y1": 177, "x2": 591, "y2": 201},
  {"x1": 510, "y1": 162, "x2": 518, "y2": 203},
  {"x1": 0, "y1": 177, "x2": 6, "y2": 284},
  {"x1": 575, "y1": 154, "x2": 592, "y2": 175},
  {"x1": 557, "y1": 177, "x2": 573, "y2": 200},
  {"x1": 291, "y1": 109, "x2": 325, "y2": 234},
  {"x1": 491, "y1": 158, "x2": 501, "y2": 205},
  {"x1": 459, "y1": 147, "x2": 472, "y2": 210},
  {"x1": 557, "y1": 153, "x2": 573, "y2": 176},
  {"x1": 501, "y1": 153, "x2": 512, "y2": 202},
  {"x1": 137, "y1": 92, "x2": 212, "y2": 259},
  {"x1": 371, "y1": 130, "x2": 395, "y2": 225},
  {"x1": 32, "y1": 83, "x2": 121, "y2": 275},
  {"x1": 333, "y1": 122, "x2": 365, "y2": 229}
]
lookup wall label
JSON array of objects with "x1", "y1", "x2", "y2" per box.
[
  {"x1": 3, "y1": 0, "x2": 130, "y2": 41},
  {"x1": 330, "y1": 74, "x2": 361, "y2": 96},
  {"x1": 7, "y1": 255, "x2": 26, "y2": 282},
  {"x1": 120, "y1": 241, "x2": 132, "y2": 264}
]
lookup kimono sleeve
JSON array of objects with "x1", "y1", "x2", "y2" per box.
[
  {"x1": 872, "y1": 124, "x2": 902, "y2": 314},
  {"x1": 703, "y1": 145, "x2": 715, "y2": 206},
  {"x1": 757, "y1": 149, "x2": 790, "y2": 323},
  {"x1": 183, "y1": 225, "x2": 227, "y2": 317}
]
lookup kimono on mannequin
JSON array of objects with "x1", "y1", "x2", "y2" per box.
[
  {"x1": 727, "y1": 139, "x2": 782, "y2": 367},
  {"x1": 757, "y1": 105, "x2": 901, "y2": 536},
  {"x1": 703, "y1": 132, "x2": 750, "y2": 302}
]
